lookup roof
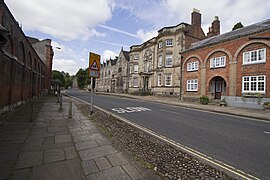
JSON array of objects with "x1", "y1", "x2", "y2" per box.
[
  {"x1": 123, "y1": 50, "x2": 130, "y2": 61},
  {"x1": 188, "y1": 18, "x2": 270, "y2": 51}
]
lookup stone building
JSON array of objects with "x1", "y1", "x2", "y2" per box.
[
  {"x1": 114, "y1": 48, "x2": 130, "y2": 93},
  {"x1": 0, "y1": 0, "x2": 53, "y2": 114},
  {"x1": 129, "y1": 9, "x2": 206, "y2": 96},
  {"x1": 97, "y1": 48, "x2": 129, "y2": 93},
  {"x1": 181, "y1": 18, "x2": 270, "y2": 109},
  {"x1": 27, "y1": 37, "x2": 54, "y2": 94}
]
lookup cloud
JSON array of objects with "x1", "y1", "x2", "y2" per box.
[
  {"x1": 136, "y1": 29, "x2": 158, "y2": 42},
  {"x1": 6, "y1": 0, "x2": 114, "y2": 40},
  {"x1": 102, "y1": 50, "x2": 118, "y2": 63},
  {"x1": 93, "y1": 39, "x2": 129, "y2": 48},
  {"x1": 53, "y1": 59, "x2": 81, "y2": 75},
  {"x1": 115, "y1": 0, "x2": 270, "y2": 33},
  {"x1": 97, "y1": 24, "x2": 138, "y2": 38}
]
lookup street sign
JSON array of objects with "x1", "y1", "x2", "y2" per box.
[{"x1": 89, "y1": 52, "x2": 100, "y2": 78}]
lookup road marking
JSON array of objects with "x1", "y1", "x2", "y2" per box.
[
  {"x1": 112, "y1": 107, "x2": 151, "y2": 114},
  {"x1": 66, "y1": 93, "x2": 259, "y2": 180},
  {"x1": 263, "y1": 131, "x2": 270, "y2": 134},
  {"x1": 159, "y1": 109, "x2": 181, "y2": 115}
]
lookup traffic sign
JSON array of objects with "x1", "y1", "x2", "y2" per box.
[{"x1": 89, "y1": 52, "x2": 100, "y2": 78}]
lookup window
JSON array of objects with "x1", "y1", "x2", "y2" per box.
[
  {"x1": 134, "y1": 54, "x2": 139, "y2": 60},
  {"x1": 165, "y1": 54, "x2": 173, "y2": 67},
  {"x1": 158, "y1": 41, "x2": 163, "y2": 49},
  {"x1": 166, "y1": 39, "x2": 173, "y2": 46},
  {"x1": 133, "y1": 78, "x2": 138, "y2": 87},
  {"x1": 129, "y1": 65, "x2": 132, "y2": 74},
  {"x1": 158, "y1": 55, "x2": 162, "y2": 68},
  {"x1": 134, "y1": 65, "x2": 138, "y2": 74},
  {"x1": 187, "y1": 61, "x2": 198, "y2": 71},
  {"x1": 164, "y1": 73, "x2": 172, "y2": 86},
  {"x1": 187, "y1": 79, "x2": 198, "y2": 91},
  {"x1": 210, "y1": 56, "x2": 226, "y2": 68},
  {"x1": 242, "y1": 75, "x2": 265, "y2": 93},
  {"x1": 157, "y1": 74, "x2": 161, "y2": 86},
  {"x1": 243, "y1": 48, "x2": 266, "y2": 65}
]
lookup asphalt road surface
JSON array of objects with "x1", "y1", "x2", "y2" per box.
[{"x1": 66, "y1": 90, "x2": 270, "y2": 179}]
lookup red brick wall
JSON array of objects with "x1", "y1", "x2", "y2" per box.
[
  {"x1": 0, "y1": 1, "x2": 46, "y2": 112},
  {"x1": 182, "y1": 30, "x2": 270, "y2": 99}
]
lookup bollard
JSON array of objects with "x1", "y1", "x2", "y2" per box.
[
  {"x1": 68, "y1": 98, "x2": 72, "y2": 118},
  {"x1": 59, "y1": 94, "x2": 62, "y2": 110}
]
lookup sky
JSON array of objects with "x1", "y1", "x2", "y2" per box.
[{"x1": 5, "y1": 0, "x2": 270, "y2": 75}]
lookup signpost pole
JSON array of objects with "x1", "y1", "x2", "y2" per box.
[
  {"x1": 90, "y1": 78, "x2": 94, "y2": 115},
  {"x1": 89, "y1": 52, "x2": 100, "y2": 116}
]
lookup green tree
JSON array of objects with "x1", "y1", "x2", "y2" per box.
[
  {"x1": 232, "y1": 22, "x2": 244, "y2": 31},
  {"x1": 76, "y1": 68, "x2": 89, "y2": 89},
  {"x1": 51, "y1": 70, "x2": 65, "y2": 86}
]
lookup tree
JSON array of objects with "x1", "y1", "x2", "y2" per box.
[
  {"x1": 51, "y1": 70, "x2": 65, "y2": 86},
  {"x1": 232, "y1": 22, "x2": 244, "y2": 31},
  {"x1": 76, "y1": 68, "x2": 89, "y2": 89}
]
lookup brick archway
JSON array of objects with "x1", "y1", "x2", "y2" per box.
[{"x1": 208, "y1": 76, "x2": 227, "y2": 99}]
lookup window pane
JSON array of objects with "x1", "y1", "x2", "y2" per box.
[
  {"x1": 251, "y1": 51, "x2": 257, "y2": 61},
  {"x1": 258, "y1": 82, "x2": 264, "y2": 91},
  {"x1": 258, "y1": 49, "x2": 265, "y2": 61}
]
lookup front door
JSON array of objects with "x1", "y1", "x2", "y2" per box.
[
  {"x1": 215, "y1": 81, "x2": 222, "y2": 99},
  {"x1": 143, "y1": 77, "x2": 149, "y2": 91}
]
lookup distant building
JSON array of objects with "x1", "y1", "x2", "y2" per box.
[
  {"x1": 97, "y1": 47, "x2": 129, "y2": 93},
  {"x1": 0, "y1": 0, "x2": 54, "y2": 114},
  {"x1": 27, "y1": 37, "x2": 54, "y2": 94}
]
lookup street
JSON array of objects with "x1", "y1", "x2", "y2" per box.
[{"x1": 66, "y1": 90, "x2": 270, "y2": 179}]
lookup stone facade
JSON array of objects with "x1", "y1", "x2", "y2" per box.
[
  {"x1": 181, "y1": 19, "x2": 270, "y2": 109},
  {"x1": 0, "y1": 0, "x2": 53, "y2": 114},
  {"x1": 97, "y1": 48, "x2": 129, "y2": 93},
  {"x1": 129, "y1": 9, "x2": 206, "y2": 96}
]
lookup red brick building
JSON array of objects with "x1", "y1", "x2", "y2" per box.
[
  {"x1": 0, "y1": 0, "x2": 54, "y2": 114},
  {"x1": 181, "y1": 19, "x2": 270, "y2": 109}
]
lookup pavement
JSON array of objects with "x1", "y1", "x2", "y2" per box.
[
  {"x1": 0, "y1": 95, "x2": 157, "y2": 180},
  {"x1": 95, "y1": 92, "x2": 270, "y2": 121}
]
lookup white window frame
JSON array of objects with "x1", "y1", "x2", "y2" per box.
[
  {"x1": 210, "y1": 56, "x2": 226, "y2": 68},
  {"x1": 243, "y1": 48, "x2": 266, "y2": 65},
  {"x1": 164, "y1": 73, "x2": 172, "y2": 87},
  {"x1": 134, "y1": 64, "x2": 138, "y2": 74},
  {"x1": 242, "y1": 75, "x2": 266, "y2": 93},
  {"x1": 129, "y1": 65, "x2": 132, "y2": 74},
  {"x1": 187, "y1": 61, "x2": 198, "y2": 71},
  {"x1": 133, "y1": 77, "x2": 138, "y2": 87},
  {"x1": 158, "y1": 55, "x2": 162, "y2": 68},
  {"x1": 134, "y1": 54, "x2": 139, "y2": 61},
  {"x1": 187, "y1": 79, "x2": 198, "y2": 91},
  {"x1": 158, "y1": 41, "x2": 163, "y2": 49},
  {"x1": 166, "y1": 39, "x2": 173, "y2": 47},
  {"x1": 165, "y1": 54, "x2": 173, "y2": 67},
  {"x1": 157, "y1": 74, "x2": 161, "y2": 86}
]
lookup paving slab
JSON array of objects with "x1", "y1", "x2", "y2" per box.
[
  {"x1": 79, "y1": 145, "x2": 118, "y2": 161},
  {"x1": 81, "y1": 160, "x2": 99, "y2": 175},
  {"x1": 15, "y1": 151, "x2": 43, "y2": 169},
  {"x1": 44, "y1": 148, "x2": 65, "y2": 163},
  {"x1": 87, "y1": 166, "x2": 131, "y2": 180},
  {"x1": 94, "y1": 157, "x2": 112, "y2": 171},
  {"x1": 30, "y1": 159, "x2": 85, "y2": 180},
  {"x1": 55, "y1": 134, "x2": 72, "y2": 144},
  {"x1": 75, "y1": 140, "x2": 98, "y2": 151},
  {"x1": 122, "y1": 164, "x2": 143, "y2": 180},
  {"x1": 64, "y1": 146, "x2": 78, "y2": 160},
  {"x1": 107, "y1": 152, "x2": 129, "y2": 166},
  {"x1": 11, "y1": 168, "x2": 32, "y2": 180}
]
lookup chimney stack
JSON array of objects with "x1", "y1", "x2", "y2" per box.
[
  {"x1": 207, "y1": 16, "x2": 220, "y2": 38},
  {"x1": 191, "y1": 8, "x2": 201, "y2": 27}
]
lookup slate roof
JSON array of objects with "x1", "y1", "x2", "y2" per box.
[
  {"x1": 123, "y1": 50, "x2": 130, "y2": 61},
  {"x1": 188, "y1": 18, "x2": 270, "y2": 52}
]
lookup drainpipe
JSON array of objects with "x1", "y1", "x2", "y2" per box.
[{"x1": 179, "y1": 53, "x2": 183, "y2": 100}]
